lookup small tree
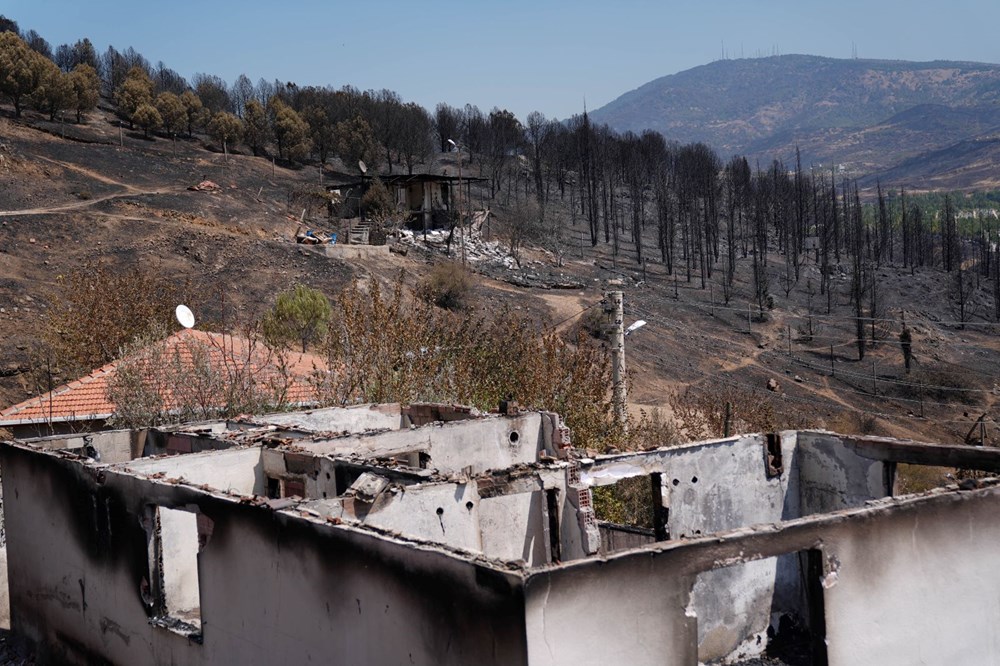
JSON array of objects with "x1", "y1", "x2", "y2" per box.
[
  {"x1": 208, "y1": 111, "x2": 242, "y2": 151},
  {"x1": 0, "y1": 32, "x2": 44, "y2": 117},
  {"x1": 132, "y1": 103, "x2": 162, "y2": 138},
  {"x1": 32, "y1": 58, "x2": 73, "y2": 121},
  {"x1": 107, "y1": 323, "x2": 295, "y2": 428},
  {"x1": 951, "y1": 261, "x2": 979, "y2": 328},
  {"x1": 114, "y1": 65, "x2": 153, "y2": 128},
  {"x1": 242, "y1": 98, "x2": 271, "y2": 156},
  {"x1": 334, "y1": 115, "x2": 382, "y2": 171},
  {"x1": 263, "y1": 284, "x2": 332, "y2": 352},
  {"x1": 417, "y1": 262, "x2": 472, "y2": 311},
  {"x1": 68, "y1": 63, "x2": 100, "y2": 122},
  {"x1": 361, "y1": 176, "x2": 396, "y2": 244},
  {"x1": 155, "y1": 91, "x2": 185, "y2": 137},
  {"x1": 505, "y1": 199, "x2": 542, "y2": 269},
  {"x1": 180, "y1": 89, "x2": 204, "y2": 136},
  {"x1": 269, "y1": 98, "x2": 310, "y2": 161},
  {"x1": 44, "y1": 262, "x2": 202, "y2": 376}
]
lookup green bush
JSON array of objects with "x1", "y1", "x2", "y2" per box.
[{"x1": 263, "y1": 284, "x2": 331, "y2": 352}]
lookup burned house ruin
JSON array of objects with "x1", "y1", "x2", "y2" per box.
[{"x1": 2, "y1": 402, "x2": 1000, "y2": 664}]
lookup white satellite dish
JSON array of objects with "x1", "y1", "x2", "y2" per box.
[
  {"x1": 358, "y1": 160, "x2": 368, "y2": 175},
  {"x1": 625, "y1": 320, "x2": 647, "y2": 336},
  {"x1": 175, "y1": 304, "x2": 195, "y2": 329}
]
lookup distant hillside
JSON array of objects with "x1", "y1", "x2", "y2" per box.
[{"x1": 591, "y1": 55, "x2": 1000, "y2": 186}]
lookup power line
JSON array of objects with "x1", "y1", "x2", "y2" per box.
[
  {"x1": 651, "y1": 352, "x2": 989, "y2": 426},
  {"x1": 543, "y1": 300, "x2": 602, "y2": 333},
  {"x1": 631, "y1": 274, "x2": 1000, "y2": 328},
  {"x1": 629, "y1": 291, "x2": 1000, "y2": 381},
  {"x1": 623, "y1": 307, "x2": 996, "y2": 413}
]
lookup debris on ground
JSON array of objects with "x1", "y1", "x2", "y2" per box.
[
  {"x1": 187, "y1": 180, "x2": 221, "y2": 192},
  {"x1": 295, "y1": 226, "x2": 336, "y2": 245}
]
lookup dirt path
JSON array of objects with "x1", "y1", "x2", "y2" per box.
[
  {"x1": 0, "y1": 185, "x2": 188, "y2": 217},
  {"x1": 34, "y1": 156, "x2": 140, "y2": 190}
]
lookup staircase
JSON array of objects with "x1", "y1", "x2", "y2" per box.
[{"x1": 348, "y1": 221, "x2": 370, "y2": 245}]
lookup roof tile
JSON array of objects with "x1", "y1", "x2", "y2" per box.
[{"x1": 0, "y1": 330, "x2": 327, "y2": 425}]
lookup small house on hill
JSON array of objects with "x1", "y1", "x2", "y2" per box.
[
  {"x1": 329, "y1": 173, "x2": 487, "y2": 231},
  {"x1": 0, "y1": 329, "x2": 326, "y2": 439}
]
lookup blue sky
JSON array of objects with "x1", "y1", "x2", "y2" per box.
[{"x1": 5, "y1": 0, "x2": 999, "y2": 121}]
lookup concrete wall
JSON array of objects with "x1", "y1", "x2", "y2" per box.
[
  {"x1": 158, "y1": 507, "x2": 201, "y2": 618},
  {"x1": 20, "y1": 429, "x2": 139, "y2": 463},
  {"x1": 319, "y1": 244, "x2": 390, "y2": 259},
  {"x1": 524, "y1": 559, "x2": 697, "y2": 666},
  {"x1": 142, "y1": 430, "x2": 236, "y2": 458},
  {"x1": 7, "y1": 419, "x2": 110, "y2": 440},
  {"x1": 579, "y1": 431, "x2": 892, "y2": 662},
  {"x1": 305, "y1": 481, "x2": 484, "y2": 554},
  {"x1": 823, "y1": 492, "x2": 1000, "y2": 665},
  {"x1": 479, "y1": 491, "x2": 548, "y2": 565},
  {"x1": 125, "y1": 447, "x2": 264, "y2": 496},
  {"x1": 297, "y1": 413, "x2": 545, "y2": 475},
  {"x1": 795, "y1": 431, "x2": 889, "y2": 514},
  {"x1": 254, "y1": 404, "x2": 402, "y2": 433},
  {"x1": 260, "y1": 449, "x2": 338, "y2": 499},
  {"x1": 597, "y1": 523, "x2": 655, "y2": 556},
  {"x1": 525, "y1": 478, "x2": 1000, "y2": 666},
  {"x1": 0, "y1": 443, "x2": 530, "y2": 666}
]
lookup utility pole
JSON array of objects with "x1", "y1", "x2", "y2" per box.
[
  {"x1": 459, "y1": 149, "x2": 465, "y2": 267},
  {"x1": 607, "y1": 290, "x2": 627, "y2": 429},
  {"x1": 448, "y1": 138, "x2": 466, "y2": 267}
]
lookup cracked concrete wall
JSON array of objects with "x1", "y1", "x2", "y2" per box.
[{"x1": 0, "y1": 443, "x2": 530, "y2": 665}]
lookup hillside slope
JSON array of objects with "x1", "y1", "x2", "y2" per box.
[
  {"x1": 2, "y1": 105, "x2": 999, "y2": 474},
  {"x1": 591, "y1": 55, "x2": 1000, "y2": 184}
]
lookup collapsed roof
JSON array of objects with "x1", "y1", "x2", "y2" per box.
[{"x1": 3, "y1": 402, "x2": 1000, "y2": 665}]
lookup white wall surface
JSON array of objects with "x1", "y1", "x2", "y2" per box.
[
  {"x1": 824, "y1": 493, "x2": 1000, "y2": 665},
  {"x1": 158, "y1": 507, "x2": 201, "y2": 617},
  {"x1": 479, "y1": 491, "x2": 548, "y2": 565},
  {"x1": 296, "y1": 413, "x2": 544, "y2": 475},
  {"x1": 124, "y1": 447, "x2": 263, "y2": 495}
]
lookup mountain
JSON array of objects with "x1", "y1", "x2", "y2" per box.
[{"x1": 590, "y1": 55, "x2": 1000, "y2": 186}]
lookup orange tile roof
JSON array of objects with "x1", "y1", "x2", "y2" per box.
[{"x1": 0, "y1": 329, "x2": 327, "y2": 426}]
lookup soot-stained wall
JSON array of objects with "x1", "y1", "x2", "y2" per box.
[
  {"x1": 823, "y1": 491, "x2": 1000, "y2": 665},
  {"x1": 1, "y1": 443, "x2": 530, "y2": 666},
  {"x1": 580, "y1": 431, "x2": 892, "y2": 662}
]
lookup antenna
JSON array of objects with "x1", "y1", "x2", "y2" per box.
[
  {"x1": 175, "y1": 304, "x2": 195, "y2": 329},
  {"x1": 358, "y1": 160, "x2": 367, "y2": 175}
]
